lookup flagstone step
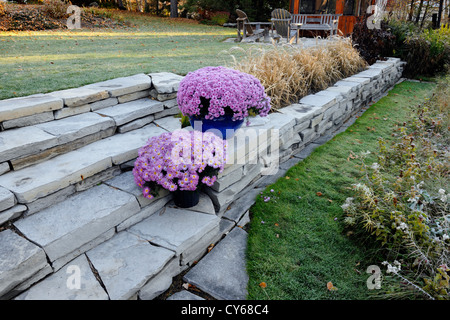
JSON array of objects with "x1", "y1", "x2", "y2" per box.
[
  {"x1": 0, "y1": 229, "x2": 52, "y2": 299},
  {"x1": 85, "y1": 231, "x2": 176, "y2": 300},
  {"x1": 14, "y1": 254, "x2": 109, "y2": 300},
  {"x1": 0, "y1": 124, "x2": 167, "y2": 205},
  {"x1": 183, "y1": 226, "x2": 249, "y2": 300},
  {"x1": 13, "y1": 183, "x2": 141, "y2": 265}
]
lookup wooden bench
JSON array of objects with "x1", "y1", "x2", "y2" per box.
[{"x1": 291, "y1": 14, "x2": 341, "y2": 37}]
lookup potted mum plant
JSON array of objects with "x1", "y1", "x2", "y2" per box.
[
  {"x1": 177, "y1": 66, "x2": 271, "y2": 139},
  {"x1": 133, "y1": 129, "x2": 227, "y2": 208}
]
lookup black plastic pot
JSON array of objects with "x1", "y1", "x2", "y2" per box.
[{"x1": 173, "y1": 189, "x2": 200, "y2": 208}]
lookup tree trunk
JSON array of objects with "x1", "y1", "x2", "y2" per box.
[
  {"x1": 420, "y1": 0, "x2": 430, "y2": 28},
  {"x1": 170, "y1": 0, "x2": 178, "y2": 18},
  {"x1": 438, "y1": 0, "x2": 444, "y2": 26},
  {"x1": 415, "y1": 0, "x2": 424, "y2": 24},
  {"x1": 408, "y1": 0, "x2": 415, "y2": 21}
]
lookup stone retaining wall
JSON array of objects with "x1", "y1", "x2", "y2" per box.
[{"x1": 0, "y1": 57, "x2": 405, "y2": 300}]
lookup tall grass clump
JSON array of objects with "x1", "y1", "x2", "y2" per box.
[
  {"x1": 227, "y1": 37, "x2": 367, "y2": 110},
  {"x1": 342, "y1": 75, "x2": 449, "y2": 300}
]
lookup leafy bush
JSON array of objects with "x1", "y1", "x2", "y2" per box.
[
  {"x1": 42, "y1": 0, "x2": 71, "y2": 19},
  {"x1": 401, "y1": 25, "x2": 450, "y2": 77},
  {"x1": 342, "y1": 76, "x2": 450, "y2": 300},
  {"x1": 210, "y1": 11, "x2": 229, "y2": 25},
  {"x1": 351, "y1": 15, "x2": 396, "y2": 65}
]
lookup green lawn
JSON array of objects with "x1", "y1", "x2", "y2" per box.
[
  {"x1": 0, "y1": 10, "x2": 239, "y2": 100},
  {"x1": 246, "y1": 80, "x2": 437, "y2": 300}
]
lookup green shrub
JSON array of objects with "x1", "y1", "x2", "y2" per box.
[
  {"x1": 402, "y1": 25, "x2": 450, "y2": 77},
  {"x1": 342, "y1": 76, "x2": 450, "y2": 300},
  {"x1": 210, "y1": 11, "x2": 229, "y2": 25}
]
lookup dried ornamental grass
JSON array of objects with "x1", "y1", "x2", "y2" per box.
[{"x1": 227, "y1": 37, "x2": 367, "y2": 110}]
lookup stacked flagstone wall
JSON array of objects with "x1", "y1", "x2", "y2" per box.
[{"x1": 0, "y1": 57, "x2": 404, "y2": 300}]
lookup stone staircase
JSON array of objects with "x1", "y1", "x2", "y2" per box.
[
  {"x1": 0, "y1": 58, "x2": 405, "y2": 300},
  {"x1": 0, "y1": 70, "x2": 269, "y2": 300}
]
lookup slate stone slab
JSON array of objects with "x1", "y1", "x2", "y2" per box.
[
  {"x1": 95, "y1": 98, "x2": 163, "y2": 126},
  {"x1": 35, "y1": 112, "x2": 115, "y2": 145},
  {"x1": 14, "y1": 184, "x2": 140, "y2": 262},
  {"x1": 0, "y1": 147, "x2": 113, "y2": 203},
  {"x1": 0, "y1": 186, "x2": 15, "y2": 212},
  {"x1": 138, "y1": 257, "x2": 180, "y2": 300},
  {"x1": 86, "y1": 231, "x2": 175, "y2": 300},
  {"x1": 0, "y1": 229, "x2": 50, "y2": 298},
  {"x1": 299, "y1": 94, "x2": 337, "y2": 112},
  {"x1": 221, "y1": 187, "x2": 263, "y2": 222},
  {"x1": 149, "y1": 72, "x2": 184, "y2": 94},
  {"x1": 77, "y1": 123, "x2": 167, "y2": 165},
  {"x1": 2, "y1": 111, "x2": 54, "y2": 130},
  {"x1": 154, "y1": 116, "x2": 182, "y2": 133},
  {"x1": 0, "y1": 94, "x2": 63, "y2": 122},
  {"x1": 15, "y1": 255, "x2": 108, "y2": 300},
  {"x1": 117, "y1": 115, "x2": 154, "y2": 133},
  {"x1": 0, "y1": 204, "x2": 26, "y2": 226},
  {"x1": 128, "y1": 207, "x2": 220, "y2": 256},
  {"x1": 0, "y1": 126, "x2": 58, "y2": 163},
  {"x1": 103, "y1": 170, "x2": 170, "y2": 208},
  {"x1": 0, "y1": 163, "x2": 10, "y2": 176},
  {"x1": 183, "y1": 227, "x2": 248, "y2": 300},
  {"x1": 85, "y1": 73, "x2": 152, "y2": 97},
  {"x1": 167, "y1": 290, "x2": 205, "y2": 300},
  {"x1": 277, "y1": 103, "x2": 321, "y2": 125},
  {"x1": 206, "y1": 163, "x2": 262, "y2": 211},
  {"x1": 48, "y1": 87, "x2": 110, "y2": 108}
]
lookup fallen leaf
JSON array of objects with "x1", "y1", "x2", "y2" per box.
[
  {"x1": 285, "y1": 176, "x2": 290, "y2": 180},
  {"x1": 274, "y1": 223, "x2": 279, "y2": 227},
  {"x1": 316, "y1": 192, "x2": 323, "y2": 196},
  {"x1": 207, "y1": 243, "x2": 214, "y2": 252},
  {"x1": 259, "y1": 282, "x2": 267, "y2": 288},
  {"x1": 327, "y1": 281, "x2": 338, "y2": 291}
]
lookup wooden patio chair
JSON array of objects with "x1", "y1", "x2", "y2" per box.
[
  {"x1": 236, "y1": 9, "x2": 273, "y2": 42},
  {"x1": 271, "y1": 8, "x2": 298, "y2": 44}
]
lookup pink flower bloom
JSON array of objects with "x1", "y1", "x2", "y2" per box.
[
  {"x1": 133, "y1": 130, "x2": 227, "y2": 198},
  {"x1": 177, "y1": 66, "x2": 271, "y2": 121}
]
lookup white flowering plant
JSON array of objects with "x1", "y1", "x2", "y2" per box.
[{"x1": 341, "y1": 79, "x2": 449, "y2": 300}]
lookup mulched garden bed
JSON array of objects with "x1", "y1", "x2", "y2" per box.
[{"x1": 0, "y1": 4, "x2": 133, "y2": 31}]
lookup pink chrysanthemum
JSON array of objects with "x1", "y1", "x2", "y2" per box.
[
  {"x1": 133, "y1": 130, "x2": 227, "y2": 199},
  {"x1": 177, "y1": 66, "x2": 271, "y2": 121}
]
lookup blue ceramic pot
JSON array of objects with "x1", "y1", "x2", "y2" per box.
[{"x1": 189, "y1": 114, "x2": 244, "y2": 139}]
